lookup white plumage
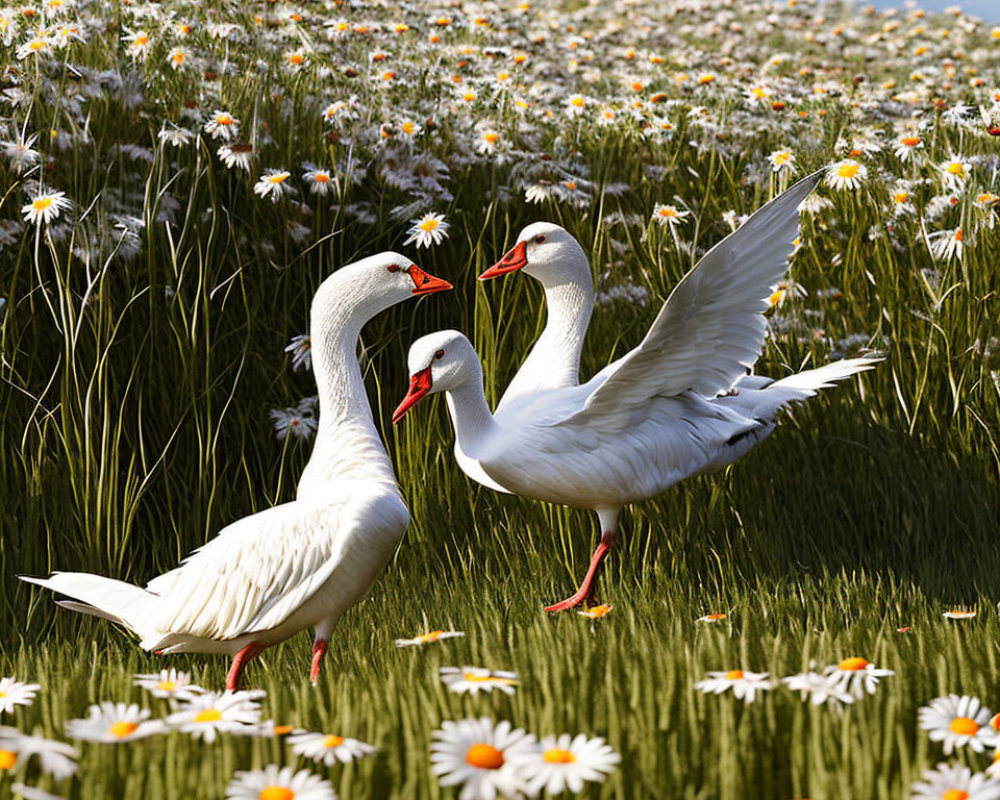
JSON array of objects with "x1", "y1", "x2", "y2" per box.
[
  {"x1": 397, "y1": 173, "x2": 880, "y2": 611},
  {"x1": 23, "y1": 253, "x2": 452, "y2": 688}
]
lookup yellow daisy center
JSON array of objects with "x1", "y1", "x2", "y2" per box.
[
  {"x1": 418, "y1": 218, "x2": 439, "y2": 232},
  {"x1": 314, "y1": 173, "x2": 330, "y2": 183},
  {"x1": 894, "y1": 192, "x2": 910, "y2": 203},
  {"x1": 268, "y1": 174, "x2": 289, "y2": 184},
  {"x1": 401, "y1": 122, "x2": 416, "y2": 134},
  {"x1": 322, "y1": 735, "x2": 345, "y2": 748},
  {"x1": 110, "y1": 721, "x2": 139, "y2": 738},
  {"x1": 725, "y1": 670, "x2": 744, "y2": 680},
  {"x1": 259, "y1": 787, "x2": 295, "y2": 800},
  {"x1": 949, "y1": 717, "x2": 979, "y2": 736},
  {"x1": 33, "y1": 197, "x2": 53, "y2": 212},
  {"x1": 900, "y1": 136, "x2": 921, "y2": 146},
  {"x1": 0, "y1": 750, "x2": 17, "y2": 770},
  {"x1": 943, "y1": 790, "x2": 970, "y2": 800},
  {"x1": 946, "y1": 162, "x2": 965, "y2": 175},
  {"x1": 838, "y1": 657, "x2": 869, "y2": 671},
  {"x1": 289, "y1": 54, "x2": 304, "y2": 65},
  {"x1": 658, "y1": 207, "x2": 678, "y2": 217},
  {"x1": 463, "y1": 672, "x2": 516, "y2": 685},
  {"x1": 194, "y1": 708, "x2": 222, "y2": 723},
  {"x1": 216, "y1": 115, "x2": 233, "y2": 125},
  {"x1": 0, "y1": 691, "x2": 6, "y2": 698},
  {"x1": 416, "y1": 630, "x2": 444, "y2": 643},
  {"x1": 704, "y1": 613, "x2": 726, "y2": 621},
  {"x1": 774, "y1": 152, "x2": 792, "y2": 164},
  {"x1": 571, "y1": 96, "x2": 585, "y2": 107},
  {"x1": 483, "y1": 132, "x2": 499, "y2": 144},
  {"x1": 465, "y1": 743, "x2": 504, "y2": 769},
  {"x1": 837, "y1": 163, "x2": 860, "y2": 179},
  {"x1": 543, "y1": 748, "x2": 576, "y2": 763},
  {"x1": 29, "y1": 39, "x2": 45, "y2": 51},
  {"x1": 135, "y1": 35, "x2": 147, "y2": 45}
]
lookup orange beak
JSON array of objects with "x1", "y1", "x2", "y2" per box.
[
  {"x1": 392, "y1": 366, "x2": 433, "y2": 424},
  {"x1": 408, "y1": 265, "x2": 453, "y2": 296},
  {"x1": 478, "y1": 240, "x2": 528, "y2": 280}
]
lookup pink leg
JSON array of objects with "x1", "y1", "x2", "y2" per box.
[
  {"x1": 546, "y1": 531, "x2": 617, "y2": 613},
  {"x1": 226, "y1": 642, "x2": 265, "y2": 691},
  {"x1": 310, "y1": 639, "x2": 328, "y2": 685}
]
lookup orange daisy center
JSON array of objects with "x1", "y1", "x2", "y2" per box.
[
  {"x1": 949, "y1": 717, "x2": 979, "y2": 736},
  {"x1": 466, "y1": 743, "x2": 504, "y2": 769}
]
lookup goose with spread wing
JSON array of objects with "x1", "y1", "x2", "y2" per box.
[
  {"x1": 23, "y1": 253, "x2": 452, "y2": 688},
  {"x1": 394, "y1": 173, "x2": 880, "y2": 611}
]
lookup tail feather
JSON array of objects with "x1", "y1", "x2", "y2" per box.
[
  {"x1": 21, "y1": 573, "x2": 160, "y2": 638},
  {"x1": 733, "y1": 356, "x2": 882, "y2": 419}
]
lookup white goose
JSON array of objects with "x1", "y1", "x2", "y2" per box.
[
  {"x1": 394, "y1": 173, "x2": 880, "y2": 611},
  {"x1": 23, "y1": 253, "x2": 452, "y2": 688}
]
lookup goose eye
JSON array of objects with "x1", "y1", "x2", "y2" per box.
[
  {"x1": 387, "y1": 264, "x2": 401, "y2": 273},
  {"x1": 435, "y1": 349, "x2": 445, "y2": 360},
  {"x1": 533, "y1": 234, "x2": 546, "y2": 244}
]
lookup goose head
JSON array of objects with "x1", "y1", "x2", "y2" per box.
[
  {"x1": 313, "y1": 251, "x2": 453, "y2": 322},
  {"x1": 392, "y1": 330, "x2": 478, "y2": 423},
  {"x1": 479, "y1": 222, "x2": 589, "y2": 287}
]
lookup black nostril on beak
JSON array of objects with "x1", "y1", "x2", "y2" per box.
[{"x1": 422, "y1": 276, "x2": 429, "y2": 284}]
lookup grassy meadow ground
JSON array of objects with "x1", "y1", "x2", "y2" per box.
[{"x1": 2, "y1": 0, "x2": 1000, "y2": 797}]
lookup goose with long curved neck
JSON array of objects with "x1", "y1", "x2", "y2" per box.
[
  {"x1": 397, "y1": 173, "x2": 882, "y2": 612},
  {"x1": 479, "y1": 222, "x2": 594, "y2": 414},
  {"x1": 23, "y1": 252, "x2": 452, "y2": 689}
]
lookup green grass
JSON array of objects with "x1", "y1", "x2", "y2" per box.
[{"x1": 3, "y1": 0, "x2": 1000, "y2": 797}]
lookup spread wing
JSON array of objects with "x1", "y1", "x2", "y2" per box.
[
  {"x1": 143, "y1": 496, "x2": 397, "y2": 641},
  {"x1": 550, "y1": 171, "x2": 820, "y2": 427}
]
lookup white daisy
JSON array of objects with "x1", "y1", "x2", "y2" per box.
[
  {"x1": 928, "y1": 228, "x2": 965, "y2": 261},
  {"x1": 940, "y1": 156, "x2": 971, "y2": 190},
  {"x1": 781, "y1": 671, "x2": 855, "y2": 709},
  {"x1": 302, "y1": 168, "x2": 333, "y2": 196},
  {"x1": 694, "y1": 670, "x2": 773, "y2": 703},
  {"x1": 403, "y1": 212, "x2": 450, "y2": 248},
  {"x1": 284, "y1": 334, "x2": 312, "y2": 372},
  {"x1": 768, "y1": 148, "x2": 797, "y2": 174},
  {"x1": 394, "y1": 630, "x2": 465, "y2": 648},
  {"x1": 287, "y1": 731, "x2": 377, "y2": 766},
  {"x1": 166, "y1": 690, "x2": 264, "y2": 743},
  {"x1": 825, "y1": 159, "x2": 868, "y2": 191},
  {"x1": 823, "y1": 657, "x2": 893, "y2": 699},
  {"x1": 651, "y1": 203, "x2": 689, "y2": 227},
  {"x1": 910, "y1": 762, "x2": 1000, "y2": 800},
  {"x1": 22, "y1": 190, "x2": 71, "y2": 226},
  {"x1": 133, "y1": 669, "x2": 204, "y2": 701},
  {"x1": 270, "y1": 407, "x2": 318, "y2": 442},
  {"x1": 158, "y1": 125, "x2": 194, "y2": 147},
  {"x1": 512, "y1": 733, "x2": 620, "y2": 796},
  {"x1": 66, "y1": 702, "x2": 166, "y2": 743},
  {"x1": 203, "y1": 110, "x2": 240, "y2": 141},
  {"x1": 893, "y1": 134, "x2": 924, "y2": 162},
  {"x1": 253, "y1": 170, "x2": 294, "y2": 202},
  {"x1": 2, "y1": 133, "x2": 39, "y2": 173},
  {"x1": 0, "y1": 678, "x2": 40, "y2": 714},
  {"x1": 225, "y1": 764, "x2": 336, "y2": 800},
  {"x1": 430, "y1": 718, "x2": 537, "y2": 800},
  {"x1": 919, "y1": 695, "x2": 1000, "y2": 755},
  {"x1": 440, "y1": 667, "x2": 519, "y2": 696},
  {"x1": 0, "y1": 728, "x2": 78, "y2": 779},
  {"x1": 218, "y1": 143, "x2": 254, "y2": 171}
]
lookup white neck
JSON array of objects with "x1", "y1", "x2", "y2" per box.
[
  {"x1": 497, "y1": 272, "x2": 594, "y2": 411},
  {"x1": 296, "y1": 283, "x2": 399, "y2": 498},
  {"x1": 443, "y1": 361, "x2": 500, "y2": 462}
]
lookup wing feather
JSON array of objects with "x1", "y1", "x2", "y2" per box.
[
  {"x1": 551, "y1": 171, "x2": 821, "y2": 427},
  {"x1": 144, "y1": 498, "x2": 366, "y2": 641}
]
